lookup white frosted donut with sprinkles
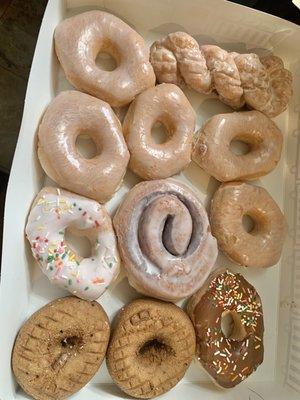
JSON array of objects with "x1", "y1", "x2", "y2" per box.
[{"x1": 25, "y1": 187, "x2": 120, "y2": 300}]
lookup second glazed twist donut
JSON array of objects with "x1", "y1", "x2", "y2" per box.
[
  {"x1": 150, "y1": 32, "x2": 292, "y2": 117},
  {"x1": 113, "y1": 179, "x2": 218, "y2": 301}
]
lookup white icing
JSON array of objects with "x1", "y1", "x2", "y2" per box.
[{"x1": 25, "y1": 189, "x2": 120, "y2": 300}]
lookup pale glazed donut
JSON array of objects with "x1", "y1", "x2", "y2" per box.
[
  {"x1": 123, "y1": 84, "x2": 196, "y2": 180},
  {"x1": 107, "y1": 299, "x2": 196, "y2": 399},
  {"x1": 192, "y1": 111, "x2": 283, "y2": 182},
  {"x1": 37, "y1": 91, "x2": 129, "y2": 203},
  {"x1": 55, "y1": 11, "x2": 155, "y2": 107},
  {"x1": 187, "y1": 269, "x2": 264, "y2": 388},
  {"x1": 150, "y1": 32, "x2": 292, "y2": 117},
  {"x1": 113, "y1": 179, "x2": 218, "y2": 301},
  {"x1": 25, "y1": 187, "x2": 120, "y2": 300},
  {"x1": 210, "y1": 182, "x2": 286, "y2": 268}
]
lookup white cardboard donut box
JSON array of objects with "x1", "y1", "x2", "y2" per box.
[{"x1": 1, "y1": 0, "x2": 300, "y2": 399}]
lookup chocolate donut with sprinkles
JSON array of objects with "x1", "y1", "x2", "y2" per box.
[{"x1": 187, "y1": 269, "x2": 264, "y2": 388}]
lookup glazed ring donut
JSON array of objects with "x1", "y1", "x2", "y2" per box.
[
  {"x1": 123, "y1": 83, "x2": 196, "y2": 180},
  {"x1": 113, "y1": 179, "x2": 218, "y2": 301},
  {"x1": 25, "y1": 187, "x2": 120, "y2": 300},
  {"x1": 187, "y1": 270, "x2": 264, "y2": 388},
  {"x1": 12, "y1": 296, "x2": 110, "y2": 400},
  {"x1": 210, "y1": 182, "x2": 286, "y2": 268},
  {"x1": 54, "y1": 11, "x2": 155, "y2": 107},
  {"x1": 106, "y1": 298, "x2": 195, "y2": 399},
  {"x1": 37, "y1": 91, "x2": 129, "y2": 203},
  {"x1": 192, "y1": 111, "x2": 283, "y2": 181}
]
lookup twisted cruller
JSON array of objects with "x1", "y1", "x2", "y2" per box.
[{"x1": 150, "y1": 32, "x2": 292, "y2": 117}]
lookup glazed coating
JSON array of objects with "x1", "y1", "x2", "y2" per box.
[
  {"x1": 150, "y1": 32, "x2": 292, "y2": 117},
  {"x1": 192, "y1": 111, "x2": 283, "y2": 182},
  {"x1": 210, "y1": 182, "x2": 286, "y2": 268},
  {"x1": 107, "y1": 298, "x2": 195, "y2": 398},
  {"x1": 55, "y1": 11, "x2": 155, "y2": 107},
  {"x1": 123, "y1": 84, "x2": 196, "y2": 180},
  {"x1": 187, "y1": 270, "x2": 264, "y2": 388},
  {"x1": 113, "y1": 179, "x2": 218, "y2": 301},
  {"x1": 25, "y1": 187, "x2": 120, "y2": 300},
  {"x1": 37, "y1": 91, "x2": 129, "y2": 203},
  {"x1": 12, "y1": 296, "x2": 110, "y2": 400}
]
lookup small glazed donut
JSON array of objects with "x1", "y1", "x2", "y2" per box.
[
  {"x1": 192, "y1": 111, "x2": 283, "y2": 182},
  {"x1": 113, "y1": 179, "x2": 218, "y2": 301},
  {"x1": 12, "y1": 296, "x2": 110, "y2": 400},
  {"x1": 37, "y1": 91, "x2": 129, "y2": 203},
  {"x1": 55, "y1": 11, "x2": 155, "y2": 107},
  {"x1": 150, "y1": 32, "x2": 292, "y2": 117},
  {"x1": 210, "y1": 182, "x2": 286, "y2": 268},
  {"x1": 25, "y1": 187, "x2": 120, "y2": 300},
  {"x1": 123, "y1": 84, "x2": 196, "y2": 180},
  {"x1": 107, "y1": 298, "x2": 195, "y2": 399},
  {"x1": 187, "y1": 270, "x2": 264, "y2": 388}
]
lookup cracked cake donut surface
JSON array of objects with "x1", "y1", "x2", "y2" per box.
[
  {"x1": 106, "y1": 298, "x2": 196, "y2": 398},
  {"x1": 12, "y1": 296, "x2": 110, "y2": 400}
]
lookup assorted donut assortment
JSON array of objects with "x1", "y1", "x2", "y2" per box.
[{"x1": 12, "y1": 9, "x2": 292, "y2": 400}]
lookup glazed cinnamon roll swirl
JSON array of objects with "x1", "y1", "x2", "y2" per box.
[{"x1": 113, "y1": 179, "x2": 218, "y2": 301}]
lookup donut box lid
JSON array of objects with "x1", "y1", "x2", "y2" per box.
[{"x1": 0, "y1": 0, "x2": 300, "y2": 399}]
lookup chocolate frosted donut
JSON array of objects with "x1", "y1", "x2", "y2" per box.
[
  {"x1": 107, "y1": 299, "x2": 196, "y2": 398},
  {"x1": 113, "y1": 179, "x2": 218, "y2": 301},
  {"x1": 187, "y1": 270, "x2": 264, "y2": 388},
  {"x1": 12, "y1": 296, "x2": 110, "y2": 400}
]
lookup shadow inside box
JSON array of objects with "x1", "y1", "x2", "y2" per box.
[{"x1": 89, "y1": 383, "x2": 131, "y2": 398}]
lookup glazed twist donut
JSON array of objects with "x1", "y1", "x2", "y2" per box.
[
  {"x1": 150, "y1": 32, "x2": 292, "y2": 117},
  {"x1": 113, "y1": 179, "x2": 218, "y2": 301}
]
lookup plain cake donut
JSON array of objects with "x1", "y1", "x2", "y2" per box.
[
  {"x1": 113, "y1": 179, "x2": 218, "y2": 301},
  {"x1": 210, "y1": 182, "x2": 286, "y2": 268},
  {"x1": 187, "y1": 270, "x2": 264, "y2": 388},
  {"x1": 192, "y1": 111, "x2": 283, "y2": 182},
  {"x1": 37, "y1": 91, "x2": 129, "y2": 203},
  {"x1": 55, "y1": 11, "x2": 155, "y2": 107},
  {"x1": 12, "y1": 296, "x2": 110, "y2": 400},
  {"x1": 123, "y1": 84, "x2": 196, "y2": 180},
  {"x1": 106, "y1": 298, "x2": 195, "y2": 398}
]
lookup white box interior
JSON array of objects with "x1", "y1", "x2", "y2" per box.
[{"x1": 0, "y1": 0, "x2": 300, "y2": 399}]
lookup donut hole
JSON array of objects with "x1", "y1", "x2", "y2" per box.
[
  {"x1": 76, "y1": 134, "x2": 99, "y2": 159},
  {"x1": 242, "y1": 214, "x2": 256, "y2": 234},
  {"x1": 138, "y1": 338, "x2": 175, "y2": 366},
  {"x1": 221, "y1": 310, "x2": 247, "y2": 341},
  {"x1": 64, "y1": 227, "x2": 92, "y2": 258},
  {"x1": 230, "y1": 139, "x2": 251, "y2": 156},
  {"x1": 95, "y1": 51, "x2": 117, "y2": 71},
  {"x1": 151, "y1": 122, "x2": 169, "y2": 144}
]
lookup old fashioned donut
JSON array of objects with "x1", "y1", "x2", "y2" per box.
[
  {"x1": 12, "y1": 296, "x2": 110, "y2": 400},
  {"x1": 106, "y1": 298, "x2": 195, "y2": 398},
  {"x1": 187, "y1": 270, "x2": 264, "y2": 388},
  {"x1": 150, "y1": 32, "x2": 292, "y2": 117},
  {"x1": 123, "y1": 84, "x2": 196, "y2": 180},
  {"x1": 192, "y1": 111, "x2": 283, "y2": 182},
  {"x1": 55, "y1": 11, "x2": 155, "y2": 107},
  {"x1": 25, "y1": 187, "x2": 120, "y2": 300},
  {"x1": 113, "y1": 179, "x2": 218, "y2": 301},
  {"x1": 37, "y1": 91, "x2": 129, "y2": 203},
  {"x1": 210, "y1": 182, "x2": 286, "y2": 268}
]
